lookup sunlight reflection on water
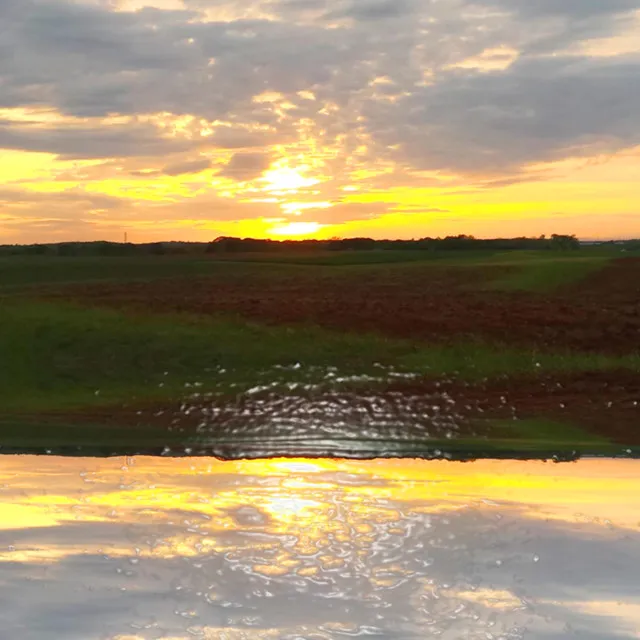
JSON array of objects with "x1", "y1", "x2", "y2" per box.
[
  {"x1": 153, "y1": 365, "x2": 481, "y2": 448},
  {"x1": 1, "y1": 458, "x2": 639, "y2": 638}
]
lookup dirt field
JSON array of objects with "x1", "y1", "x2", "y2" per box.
[
  {"x1": 6, "y1": 253, "x2": 634, "y2": 454},
  {"x1": 47, "y1": 257, "x2": 640, "y2": 354}
]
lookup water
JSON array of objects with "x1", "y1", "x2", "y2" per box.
[{"x1": 1, "y1": 457, "x2": 639, "y2": 638}]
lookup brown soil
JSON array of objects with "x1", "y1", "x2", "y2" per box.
[{"x1": 43, "y1": 258, "x2": 640, "y2": 354}]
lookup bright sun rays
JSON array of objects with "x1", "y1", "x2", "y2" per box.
[
  {"x1": 261, "y1": 165, "x2": 320, "y2": 194},
  {"x1": 269, "y1": 221, "x2": 324, "y2": 237}
]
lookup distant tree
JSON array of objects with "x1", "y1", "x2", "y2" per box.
[
  {"x1": 550, "y1": 234, "x2": 580, "y2": 250},
  {"x1": 1, "y1": 233, "x2": 595, "y2": 258}
]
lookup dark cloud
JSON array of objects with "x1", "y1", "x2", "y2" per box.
[
  {"x1": 0, "y1": 0, "x2": 638, "y2": 176},
  {"x1": 0, "y1": 0, "x2": 364, "y2": 121},
  {"x1": 325, "y1": 0, "x2": 419, "y2": 22},
  {"x1": 217, "y1": 151, "x2": 271, "y2": 180},
  {"x1": 161, "y1": 157, "x2": 212, "y2": 176},
  {"x1": 363, "y1": 53, "x2": 640, "y2": 174},
  {"x1": 207, "y1": 127, "x2": 290, "y2": 149},
  {"x1": 480, "y1": 0, "x2": 640, "y2": 19},
  {"x1": 469, "y1": 0, "x2": 640, "y2": 57},
  {"x1": 0, "y1": 122, "x2": 192, "y2": 159}
]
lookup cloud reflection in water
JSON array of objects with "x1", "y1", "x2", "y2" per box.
[{"x1": 0, "y1": 457, "x2": 639, "y2": 639}]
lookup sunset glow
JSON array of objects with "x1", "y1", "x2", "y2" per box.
[
  {"x1": 261, "y1": 166, "x2": 321, "y2": 194},
  {"x1": 1, "y1": 0, "x2": 639, "y2": 243},
  {"x1": 270, "y1": 221, "x2": 325, "y2": 237}
]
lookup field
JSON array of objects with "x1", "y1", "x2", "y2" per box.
[{"x1": 1, "y1": 246, "x2": 639, "y2": 458}]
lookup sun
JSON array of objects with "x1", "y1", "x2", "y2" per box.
[
  {"x1": 269, "y1": 221, "x2": 323, "y2": 237},
  {"x1": 261, "y1": 165, "x2": 319, "y2": 193}
]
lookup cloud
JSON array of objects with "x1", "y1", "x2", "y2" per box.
[
  {"x1": 0, "y1": 216, "x2": 118, "y2": 244},
  {"x1": 325, "y1": 0, "x2": 419, "y2": 22},
  {"x1": 0, "y1": 121, "x2": 192, "y2": 159},
  {"x1": 469, "y1": 0, "x2": 640, "y2": 57},
  {"x1": 0, "y1": 187, "x2": 129, "y2": 242},
  {"x1": 293, "y1": 200, "x2": 392, "y2": 224},
  {"x1": 0, "y1": 0, "x2": 362, "y2": 122},
  {"x1": 2, "y1": 0, "x2": 640, "y2": 244},
  {"x1": 0, "y1": 186, "x2": 278, "y2": 244},
  {"x1": 2, "y1": 0, "x2": 639, "y2": 174},
  {"x1": 0, "y1": 187, "x2": 125, "y2": 210},
  {"x1": 207, "y1": 127, "x2": 290, "y2": 149},
  {"x1": 362, "y1": 53, "x2": 640, "y2": 174},
  {"x1": 217, "y1": 151, "x2": 271, "y2": 181},
  {"x1": 480, "y1": 0, "x2": 640, "y2": 19},
  {"x1": 161, "y1": 157, "x2": 212, "y2": 176},
  {"x1": 125, "y1": 192, "x2": 282, "y2": 222}
]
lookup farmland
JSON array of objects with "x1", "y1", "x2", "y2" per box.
[{"x1": 1, "y1": 245, "x2": 639, "y2": 457}]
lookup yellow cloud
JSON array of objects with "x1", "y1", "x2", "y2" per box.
[{"x1": 446, "y1": 46, "x2": 520, "y2": 72}]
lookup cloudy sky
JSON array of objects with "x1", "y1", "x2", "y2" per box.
[{"x1": 1, "y1": 0, "x2": 639, "y2": 243}]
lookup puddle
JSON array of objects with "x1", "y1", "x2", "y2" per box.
[{"x1": 1, "y1": 456, "x2": 639, "y2": 639}]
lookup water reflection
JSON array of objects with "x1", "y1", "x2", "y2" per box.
[{"x1": 1, "y1": 457, "x2": 639, "y2": 639}]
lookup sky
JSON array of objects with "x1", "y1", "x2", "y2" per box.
[{"x1": 1, "y1": 0, "x2": 639, "y2": 243}]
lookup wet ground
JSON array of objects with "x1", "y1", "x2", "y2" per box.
[{"x1": 8, "y1": 367, "x2": 639, "y2": 458}]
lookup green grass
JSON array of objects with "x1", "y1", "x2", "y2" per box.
[
  {"x1": 0, "y1": 299, "x2": 411, "y2": 412},
  {"x1": 0, "y1": 248, "x2": 625, "y2": 293},
  {"x1": 0, "y1": 418, "x2": 632, "y2": 459},
  {"x1": 0, "y1": 255, "x2": 298, "y2": 290},
  {"x1": 478, "y1": 244, "x2": 640, "y2": 292},
  {"x1": 212, "y1": 249, "x2": 502, "y2": 266},
  {"x1": 1, "y1": 249, "x2": 638, "y2": 455},
  {"x1": 401, "y1": 341, "x2": 640, "y2": 378},
  {"x1": 2, "y1": 299, "x2": 639, "y2": 414},
  {"x1": 487, "y1": 256, "x2": 610, "y2": 292},
  {"x1": 0, "y1": 251, "x2": 501, "y2": 293},
  {"x1": 0, "y1": 419, "x2": 188, "y2": 449},
  {"x1": 485, "y1": 418, "x2": 609, "y2": 446}
]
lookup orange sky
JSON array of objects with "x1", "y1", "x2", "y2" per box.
[{"x1": 1, "y1": 0, "x2": 639, "y2": 243}]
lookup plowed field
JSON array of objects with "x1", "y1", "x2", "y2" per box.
[{"x1": 47, "y1": 258, "x2": 640, "y2": 354}]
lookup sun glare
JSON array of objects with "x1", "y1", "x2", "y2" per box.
[
  {"x1": 262, "y1": 166, "x2": 319, "y2": 193},
  {"x1": 280, "y1": 201, "x2": 332, "y2": 215},
  {"x1": 269, "y1": 221, "x2": 323, "y2": 237}
]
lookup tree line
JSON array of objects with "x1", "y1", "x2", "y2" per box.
[
  {"x1": 205, "y1": 234, "x2": 582, "y2": 253},
  {"x1": 0, "y1": 234, "x2": 596, "y2": 257}
]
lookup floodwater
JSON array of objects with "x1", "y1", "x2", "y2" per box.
[
  {"x1": 8, "y1": 366, "x2": 639, "y2": 458},
  {"x1": 1, "y1": 457, "x2": 639, "y2": 638}
]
